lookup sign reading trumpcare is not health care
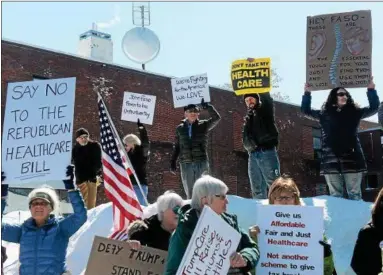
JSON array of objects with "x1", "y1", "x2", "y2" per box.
[{"x1": 231, "y1": 57, "x2": 271, "y2": 95}]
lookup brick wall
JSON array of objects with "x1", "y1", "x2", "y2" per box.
[{"x1": 1, "y1": 40, "x2": 380, "y2": 204}]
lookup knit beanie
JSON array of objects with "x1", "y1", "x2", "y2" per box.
[{"x1": 76, "y1": 128, "x2": 89, "y2": 138}]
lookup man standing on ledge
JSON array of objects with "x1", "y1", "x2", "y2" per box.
[
  {"x1": 170, "y1": 99, "x2": 221, "y2": 199},
  {"x1": 72, "y1": 128, "x2": 102, "y2": 209},
  {"x1": 243, "y1": 91, "x2": 280, "y2": 199}
]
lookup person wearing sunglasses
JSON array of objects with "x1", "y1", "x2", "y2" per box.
[
  {"x1": 71, "y1": 128, "x2": 102, "y2": 209},
  {"x1": 249, "y1": 176, "x2": 336, "y2": 275},
  {"x1": 165, "y1": 175, "x2": 259, "y2": 275},
  {"x1": 301, "y1": 77, "x2": 379, "y2": 201},
  {"x1": 1, "y1": 166, "x2": 87, "y2": 275},
  {"x1": 170, "y1": 98, "x2": 221, "y2": 199}
]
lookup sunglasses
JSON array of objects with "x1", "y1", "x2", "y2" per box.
[
  {"x1": 30, "y1": 201, "x2": 50, "y2": 207},
  {"x1": 337, "y1": 92, "x2": 347, "y2": 97}
]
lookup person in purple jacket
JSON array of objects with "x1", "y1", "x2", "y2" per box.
[{"x1": 1, "y1": 166, "x2": 87, "y2": 275}]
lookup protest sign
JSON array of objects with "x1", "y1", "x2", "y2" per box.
[
  {"x1": 306, "y1": 10, "x2": 372, "y2": 91},
  {"x1": 171, "y1": 73, "x2": 210, "y2": 108},
  {"x1": 231, "y1": 57, "x2": 271, "y2": 96},
  {"x1": 85, "y1": 236, "x2": 167, "y2": 275},
  {"x1": 121, "y1": 91, "x2": 156, "y2": 125},
  {"x1": 1, "y1": 77, "x2": 76, "y2": 187},
  {"x1": 256, "y1": 205, "x2": 324, "y2": 275},
  {"x1": 176, "y1": 206, "x2": 241, "y2": 275}
]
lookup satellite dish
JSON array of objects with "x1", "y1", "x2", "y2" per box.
[{"x1": 122, "y1": 27, "x2": 161, "y2": 65}]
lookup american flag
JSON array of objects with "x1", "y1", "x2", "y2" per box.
[{"x1": 98, "y1": 97, "x2": 143, "y2": 241}]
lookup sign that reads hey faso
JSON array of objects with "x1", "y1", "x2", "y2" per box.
[
  {"x1": 176, "y1": 206, "x2": 241, "y2": 275},
  {"x1": 231, "y1": 57, "x2": 271, "y2": 96},
  {"x1": 85, "y1": 236, "x2": 167, "y2": 275},
  {"x1": 171, "y1": 73, "x2": 211, "y2": 108},
  {"x1": 1, "y1": 77, "x2": 76, "y2": 187},
  {"x1": 306, "y1": 10, "x2": 372, "y2": 90},
  {"x1": 121, "y1": 91, "x2": 157, "y2": 125},
  {"x1": 256, "y1": 205, "x2": 324, "y2": 275}
]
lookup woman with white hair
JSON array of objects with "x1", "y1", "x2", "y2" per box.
[
  {"x1": 1, "y1": 166, "x2": 87, "y2": 275},
  {"x1": 123, "y1": 119, "x2": 150, "y2": 206},
  {"x1": 164, "y1": 175, "x2": 260, "y2": 275},
  {"x1": 127, "y1": 191, "x2": 184, "y2": 251}
]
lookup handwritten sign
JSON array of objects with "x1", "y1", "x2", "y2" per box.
[
  {"x1": 231, "y1": 57, "x2": 271, "y2": 96},
  {"x1": 176, "y1": 206, "x2": 241, "y2": 275},
  {"x1": 85, "y1": 236, "x2": 167, "y2": 275},
  {"x1": 121, "y1": 92, "x2": 156, "y2": 125},
  {"x1": 306, "y1": 10, "x2": 372, "y2": 90},
  {"x1": 171, "y1": 73, "x2": 210, "y2": 108},
  {"x1": 256, "y1": 205, "x2": 324, "y2": 275},
  {"x1": 1, "y1": 77, "x2": 76, "y2": 187}
]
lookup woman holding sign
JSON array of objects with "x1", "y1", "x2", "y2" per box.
[
  {"x1": 1, "y1": 166, "x2": 87, "y2": 275},
  {"x1": 301, "y1": 78, "x2": 379, "y2": 201},
  {"x1": 164, "y1": 175, "x2": 260, "y2": 275}
]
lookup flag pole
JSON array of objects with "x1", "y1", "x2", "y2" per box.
[{"x1": 97, "y1": 92, "x2": 149, "y2": 206}]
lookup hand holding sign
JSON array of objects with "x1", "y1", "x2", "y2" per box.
[
  {"x1": 230, "y1": 252, "x2": 247, "y2": 268},
  {"x1": 200, "y1": 98, "x2": 209, "y2": 109},
  {"x1": 137, "y1": 118, "x2": 144, "y2": 129},
  {"x1": 304, "y1": 83, "x2": 313, "y2": 93},
  {"x1": 126, "y1": 240, "x2": 141, "y2": 250},
  {"x1": 367, "y1": 76, "x2": 375, "y2": 89}
]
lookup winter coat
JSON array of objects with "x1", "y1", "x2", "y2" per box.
[
  {"x1": 379, "y1": 102, "x2": 383, "y2": 128},
  {"x1": 71, "y1": 140, "x2": 102, "y2": 184},
  {"x1": 128, "y1": 214, "x2": 170, "y2": 251},
  {"x1": 127, "y1": 126, "x2": 150, "y2": 186},
  {"x1": 164, "y1": 204, "x2": 260, "y2": 275},
  {"x1": 1, "y1": 190, "x2": 87, "y2": 275},
  {"x1": 242, "y1": 93, "x2": 279, "y2": 152},
  {"x1": 171, "y1": 105, "x2": 221, "y2": 164},
  {"x1": 301, "y1": 89, "x2": 380, "y2": 174},
  {"x1": 351, "y1": 222, "x2": 383, "y2": 275},
  {"x1": 1, "y1": 246, "x2": 6, "y2": 275}
]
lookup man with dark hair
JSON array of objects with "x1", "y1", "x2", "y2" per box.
[
  {"x1": 72, "y1": 128, "x2": 102, "y2": 209},
  {"x1": 170, "y1": 99, "x2": 221, "y2": 199},
  {"x1": 243, "y1": 92, "x2": 280, "y2": 199}
]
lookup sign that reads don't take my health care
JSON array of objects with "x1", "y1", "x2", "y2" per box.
[
  {"x1": 1, "y1": 77, "x2": 76, "y2": 187},
  {"x1": 171, "y1": 73, "x2": 211, "y2": 108},
  {"x1": 121, "y1": 92, "x2": 157, "y2": 125}
]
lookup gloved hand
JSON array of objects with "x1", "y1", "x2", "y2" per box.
[
  {"x1": 170, "y1": 160, "x2": 177, "y2": 174},
  {"x1": 1, "y1": 172, "x2": 9, "y2": 198},
  {"x1": 319, "y1": 240, "x2": 332, "y2": 258},
  {"x1": 137, "y1": 119, "x2": 144, "y2": 129},
  {"x1": 63, "y1": 165, "x2": 75, "y2": 190},
  {"x1": 200, "y1": 98, "x2": 209, "y2": 110}
]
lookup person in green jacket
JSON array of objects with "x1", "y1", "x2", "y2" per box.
[
  {"x1": 164, "y1": 175, "x2": 260, "y2": 275},
  {"x1": 249, "y1": 175, "x2": 336, "y2": 275}
]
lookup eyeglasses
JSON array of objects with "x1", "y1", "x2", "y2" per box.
[
  {"x1": 275, "y1": 196, "x2": 294, "y2": 202},
  {"x1": 30, "y1": 201, "x2": 50, "y2": 207},
  {"x1": 337, "y1": 92, "x2": 347, "y2": 97},
  {"x1": 215, "y1": 194, "x2": 227, "y2": 200}
]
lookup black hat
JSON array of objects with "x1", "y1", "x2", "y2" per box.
[
  {"x1": 243, "y1": 93, "x2": 260, "y2": 101},
  {"x1": 76, "y1": 128, "x2": 89, "y2": 138},
  {"x1": 184, "y1": 104, "x2": 200, "y2": 112}
]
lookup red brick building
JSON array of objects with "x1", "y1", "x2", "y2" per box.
[{"x1": 1, "y1": 39, "x2": 381, "y2": 204}]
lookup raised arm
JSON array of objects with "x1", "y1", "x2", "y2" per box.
[
  {"x1": 378, "y1": 102, "x2": 383, "y2": 127},
  {"x1": 201, "y1": 99, "x2": 221, "y2": 131},
  {"x1": 137, "y1": 119, "x2": 150, "y2": 158},
  {"x1": 359, "y1": 77, "x2": 380, "y2": 119},
  {"x1": 301, "y1": 83, "x2": 321, "y2": 119},
  {"x1": 258, "y1": 92, "x2": 275, "y2": 118}
]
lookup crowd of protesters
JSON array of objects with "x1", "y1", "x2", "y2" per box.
[{"x1": 1, "y1": 76, "x2": 383, "y2": 275}]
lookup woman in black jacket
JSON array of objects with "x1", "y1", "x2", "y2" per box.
[
  {"x1": 123, "y1": 119, "x2": 150, "y2": 206},
  {"x1": 301, "y1": 77, "x2": 379, "y2": 200},
  {"x1": 351, "y1": 187, "x2": 383, "y2": 274}
]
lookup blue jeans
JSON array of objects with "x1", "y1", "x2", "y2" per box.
[
  {"x1": 133, "y1": 184, "x2": 148, "y2": 206},
  {"x1": 324, "y1": 173, "x2": 363, "y2": 200},
  {"x1": 180, "y1": 161, "x2": 209, "y2": 199},
  {"x1": 248, "y1": 148, "x2": 280, "y2": 199}
]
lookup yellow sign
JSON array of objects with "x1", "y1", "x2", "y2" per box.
[{"x1": 231, "y1": 57, "x2": 271, "y2": 96}]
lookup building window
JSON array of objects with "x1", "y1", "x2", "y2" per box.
[
  {"x1": 365, "y1": 174, "x2": 378, "y2": 190},
  {"x1": 32, "y1": 75, "x2": 49, "y2": 81},
  {"x1": 312, "y1": 128, "x2": 322, "y2": 160}
]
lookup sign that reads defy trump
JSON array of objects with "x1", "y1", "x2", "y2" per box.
[{"x1": 231, "y1": 57, "x2": 271, "y2": 95}]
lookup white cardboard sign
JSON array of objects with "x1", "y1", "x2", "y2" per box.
[
  {"x1": 256, "y1": 205, "x2": 324, "y2": 275},
  {"x1": 176, "y1": 206, "x2": 241, "y2": 275},
  {"x1": 1, "y1": 77, "x2": 76, "y2": 187},
  {"x1": 121, "y1": 91, "x2": 156, "y2": 125},
  {"x1": 171, "y1": 73, "x2": 211, "y2": 108}
]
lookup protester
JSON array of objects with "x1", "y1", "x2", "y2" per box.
[
  {"x1": 249, "y1": 176, "x2": 335, "y2": 275},
  {"x1": 72, "y1": 127, "x2": 102, "y2": 209},
  {"x1": 242, "y1": 89, "x2": 280, "y2": 199},
  {"x1": 170, "y1": 99, "x2": 221, "y2": 199},
  {"x1": 164, "y1": 175, "x2": 259, "y2": 275},
  {"x1": 1, "y1": 166, "x2": 87, "y2": 275},
  {"x1": 379, "y1": 102, "x2": 383, "y2": 127},
  {"x1": 126, "y1": 191, "x2": 184, "y2": 251},
  {"x1": 1, "y1": 173, "x2": 7, "y2": 275},
  {"x1": 301, "y1": 78, "x2": 379, "y2": 200},
  {"x1": 351, "y1": 187, "x2": 383, "y2": 274},
  {"x1": 123, "y1": 119, "x2": 151, "y2": 206}
]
